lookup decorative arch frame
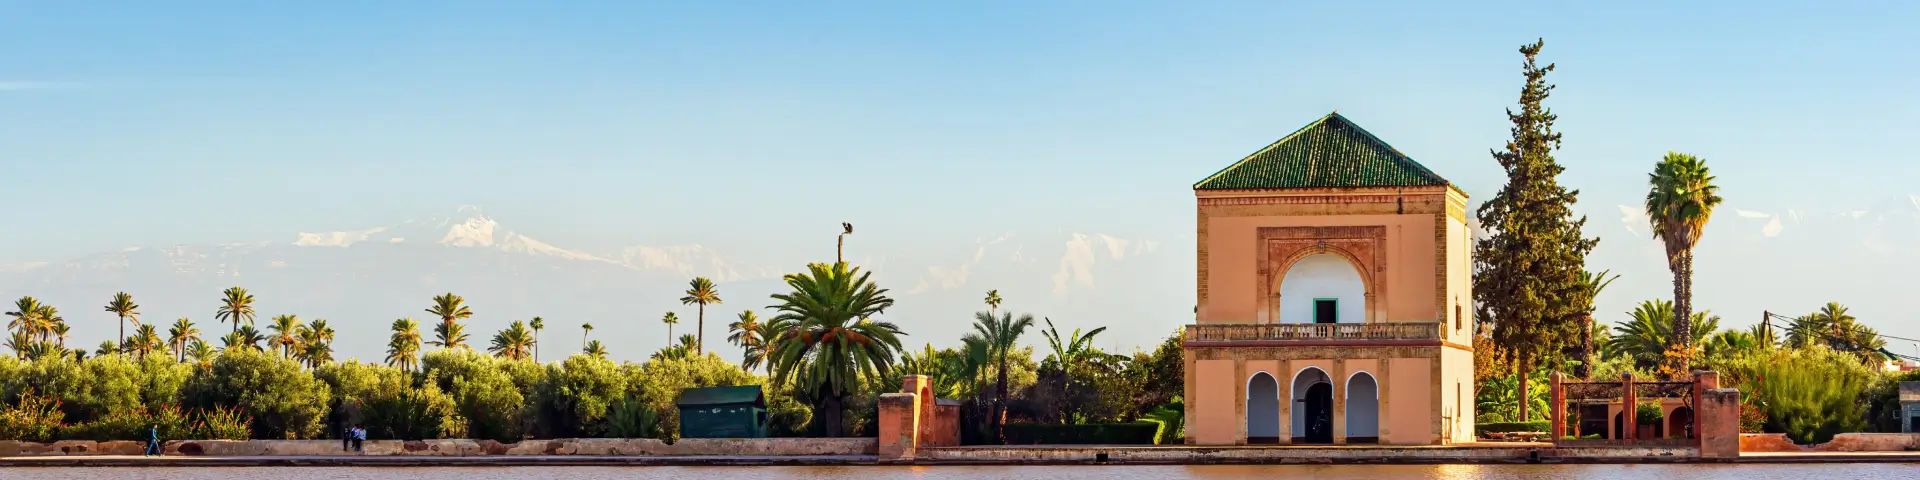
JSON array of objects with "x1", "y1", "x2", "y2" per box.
[
  {"x1": 1288, "y1": 365, "x2": 1335, "y2": 403},
  {"x1": 1344, "y1": 370, "x2": 1379, "y2": 400},
  {"x1": 1257, "y1": 226, "x2": 1387, "y2": 324}
]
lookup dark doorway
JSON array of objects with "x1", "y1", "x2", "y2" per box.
[
  {"x1": 1299, "y1": 383, "x2": 1334, "y2": 443},
  {"x1": 1613, "y1": 412, "x2": 1623, "y2": 440},
  {"x1": 1313, "y1": 299, "x2": 1338, "y2": 324},
  {"x1": 1668, "y1": 407, "x2": 1694, "y2": 439}
]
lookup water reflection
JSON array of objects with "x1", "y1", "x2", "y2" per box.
[{"x1": 7, "y1": 464, "x2": 1917, "y2": 480}]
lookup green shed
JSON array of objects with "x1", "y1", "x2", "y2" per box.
[{"x1": 675, "y1": 385, "x2": 769, "y2": 438}]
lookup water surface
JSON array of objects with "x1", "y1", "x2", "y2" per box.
[{"x1": 7, "y1": 464, "x2": 1918, "y2": 480}]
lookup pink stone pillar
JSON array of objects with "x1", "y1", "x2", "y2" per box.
[
  {"x1": 902, "y1": 375, "x2": 937, "y2": 447},
  {"x1": 1550, "y1": 372, "x2": 1566, "y2": 441},
  {"x1": 1697, "y1": 388, "x2": 1742, "y2": 458},
  {"x1": 1621, "y1": 372, "x2": 1637, "y2": 445},
  {"x1": 877, "y1": 392, "x2": 919, "y2": 462}
]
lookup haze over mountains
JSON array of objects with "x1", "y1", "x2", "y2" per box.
[{"x1": 0, "y1": 206, "x2": 1185, "y2": 363}]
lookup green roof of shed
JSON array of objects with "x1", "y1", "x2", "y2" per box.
[
  {"x1": 1194, "y1": 112, "x2": 1450, "y2": 190},
  {"x1": 676, "y1": 385, "x2": 766, "y2": 407}
]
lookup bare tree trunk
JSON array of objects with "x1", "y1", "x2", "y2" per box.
[
  {"x1": 1517, "y1": 350, "x2": 1530, "y2": 421},
  {"x1": 1574, "y1": 316, "x2": 1593, "y2": 378},
  {"x1": 1671, "y1": 251, "x2": 1694, "y2": 374},
  {"x1": 696, "y1": 304, "x2": 705, "y2": 355},
  {"x1": 995, "y1": 357, "x2": 1010, "y2": 444},
  {"x1": 837, "y1": 236, "x2": 844, "y2": 264}
]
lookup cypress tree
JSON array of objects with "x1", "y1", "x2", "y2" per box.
[{"x1": 1472, "y1": 39, "x2": 1599, "y2": 421}]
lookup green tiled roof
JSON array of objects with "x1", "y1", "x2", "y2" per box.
[
  {"x1": 1194, "y1": 112, "x2": 1450, "y2": 190},
  {"x1": 676, "y1": 385, "x2": 766, "y2": 407}
]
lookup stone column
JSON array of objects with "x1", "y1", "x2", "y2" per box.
[
  {"x1": 1377, "y1": 359, "x2": 1391, "y2": 444},
  {"x1": 1332, "y1": 359, "x2": 1347, "y2": 445},
  {"x1": 1550, "y1": 372, "x2": 1565, "y2": 441},
  {"x1": 877, "y1": 392, "x2": 919, "y2": 462},
  {"x1": 1621, "y1": 373, "x2": 1637, "y2": 445},
  {"x1": 1697, "y1": 388, "x2": 1742, "y2": 458},
  {"x1": 1234, "y1": 359, "x2": 1248, "y2": 445},
  {"x1": 1183, "y1": 348, "x2": 1197, "y2": 445}
]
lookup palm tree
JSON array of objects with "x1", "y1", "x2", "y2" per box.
[
  {"x1": 984, "y1": 290, "x2": 1003, "y2": 318},
  {"x1": 300, "y1": 340, "x2": 333, "y2": 369},
  {"x1": 581, "y1": 322, "x2": 593, "y2": 349},
  {"x1": 681, "y1": 277, "x2": 722, "y2": 354},
  {"x1": 728, "y1": 310, "x2": 766, "y2": 373},
  {"x1": 33, "y1": 305, "x2": 63, "y2": 345},
  {"x1": 429, "y1": 321, "x2": 469, "y2": 349},
  {"x1": 1573, "y1": 269, "x2": 1620, "y2": 377},
  {"x1": 169, "y1": 318, "x2": 199, "y2": 363},
  {"x1": 1644, "y1": 152, "x2": 1723, "y2": 371},
  {"x1": 661, "y1": 312, "x2": 679, "y2": 346},
  {"x1": 6, "y1": 331, "x2": 33, "y2": 359},
  {"x1": 215, "y1": 287, "x2": 257, "y2": 335},
  {"x1": 268, "y1": 314, "x2": 302, "y2": 359},
  {"x1": 1040, "y1": 317, "x2": 1120, "y2": 369},
  {"x1": 95, "y1": 340, "x2": 119, "y2": 357},
  {"x1": 837, "y1": 222, "x2": 854, "y2": 263},
  {"x1": 489, "y1": 320, "x2": 536, "y2": 360},
  {"x1": 1605, "y1": 299, "x2": 1720, "y2": 370},
  {"x1": 104, "y1": 292, "x2": 140, "y2": 354},
  {"x1": 652, "y1": 334, "x2": 700, "y2": 361},
  {"x1": 1786, "y1": 302, "x2": 1888, "y2": 364},
  {"x1": 50, "y1": 322, "x2": 70, "y2": 349},
  {"x1": 187, "y1": 339, "x2": 217, "y2": 365},
  {"x1": 293, "y1": 319, "x2": 335, "y2": 368},
  {"x1": 529, "y1": 316, "x2": 545, "y2": 362},
  {"x1": 227, "y1": 325, "x2": 266, "y2": 352},
  {"x1": 129, "y1": 324, "x2": 162, "y2": 360},
  {"x1": 425, "y1": 293, "x2": 473, "y2": 350},
  {"x1": 387, "y1": 318, "x2": 422, "y2": 371},
  {"x1": 6, "y1": 297, "x2": 45, "y2": 338},
  {"x1": 1744, "y1": 322, "x2": 1778, "y2": 349},
  {"x1": 964, "y1": 309, "x2": 1034, "y2": 442},
  {"x1": 583, "y1": 340, "x2": 608, "y2": 359},
  {"x1": 766, "y1": 262, "x2": 902, "y2": 437}
]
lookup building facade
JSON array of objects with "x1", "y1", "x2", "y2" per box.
[{"x1": 1183, "y1": 113, "x2": 1476, "y2": 445}]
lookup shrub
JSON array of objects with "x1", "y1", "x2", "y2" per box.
[
  {"x1": 1719, "y1": 346, "x2": 1873, "y2": 444},
  {"x1": 547, "y1": 355, "x2": 627, "y2": 437},
  {"x1": 189, "y1": 406, "x2": 251, "y2": 440},
  {"x1": 364, "y1": 382, "x2": 463, "y2": 440},
  {"x1": 181, "y1": 348, "x2": 331, "y2": 439},
  {"x1": 1476, "y1": 421, "x2": 1551, "y2": 438},
  {"x1": 605, "y1": 396, "x2": 657, "y2": 439},
  {"x1": 1140, "y1": 399, "x2": 1184, "y2": 444},
  {"x1": 1635, "y1": 403, "x2": 1663, "y2": 425},
  {"x1": 57, "y1": 405, "x2": 187, "y2": 441},
  {"x1": 1002, "y1": 422, "x2": 1159, "y2": 445},
  {"x1": 0, "y1": 391, "x2": 65, "y2": 442},
  {"x1": 627, "y1": 353, "x2": 757, "y2": 441}
]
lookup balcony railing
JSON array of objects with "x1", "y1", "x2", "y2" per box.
[{"x1": 1183, "y1": 322, "x2": 1442, "y2": 343}]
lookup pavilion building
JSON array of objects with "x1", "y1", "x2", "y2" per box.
[{"x1": 1183, "y1": 112, "x2": 1476, "y2": 445}]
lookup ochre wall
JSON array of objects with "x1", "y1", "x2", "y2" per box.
[
  {"x1": 1193, "y1": 359, "x2": 1237, "y2": 445},
  {"x1": 1201, "y1": 213, "x2": 1437, "y2": 323},
  {"x1": 1387, "y1": 357, "x2": 1433, "y2": 445}
]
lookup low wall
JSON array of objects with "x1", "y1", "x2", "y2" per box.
[
  {"x1": 0, "y1": 438, "x2": 877, "y2": 457},
  {"x1": 1739, "y1": 433, "x2": 1920, "y2": 453},
  {"x1": 915, "y1": 445, "x2": 1698, "y2": 464}
]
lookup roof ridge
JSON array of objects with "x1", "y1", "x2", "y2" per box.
[{"x1": 1191, "y1": 111, "x2": 1340, "y2": 189}]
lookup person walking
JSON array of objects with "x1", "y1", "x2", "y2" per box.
[
  {"x1": 352, "y1": 427, "x2": 364, "y2": 452},
  {"x1": 145, "y1": 424, "x2": 161, "y2": 457},
  {"x1": 342, "y1": 424, "x2": 352, "y2": 452}
]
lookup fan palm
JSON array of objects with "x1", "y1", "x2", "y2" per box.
[
  {"x1": 680, "y1": 277, "x2": 722, "y2": 354},
  {"x1": 489, "y1": 320, "x2": 536, "y2": 360},
  {"x1": 584, "y1": 340, "x2": 608, "y2": 359},
  {"x1": 964, "y1": 309, "x2": 1034, "y2": 442},
  {"x1": 529, "y1": 316, "x2": 545, "y2": 362},
  {"x1": 765, "y1": 262, "x2": 902, "y2": 437},
  {"x1": 169, "y1": 318, "x2": 199, "y2": 363},
  {"x1": 104, "y1": 292, "x2": 140, "y2": 354},
  {"x1": 728, "y1": 310, "x2": 766, "y2": 373},
  {"x1": 1644, "y1": 152, "x2": 1723, "y2": 371},
  {"x1": 387, "y1": 318, "x2": 422, "y2": 371},
  {"x1": 661, "y1": 312, "x2": 679, "y2": 346},
  {"x1": 1605, "y1": 299, "x2": 1720, "y2": 370},
  {"x1": 214, "y1": 287, "x2": 256, "y2": 335},
  {"x1": 268, "y1": 314, "x2": 302, "y2": 359},
  {"x1": 425, "y1": 293, "x2": 473, "y2": 349}
]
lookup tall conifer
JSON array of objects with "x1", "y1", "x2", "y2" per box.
[{"x1": 1473, "y1": 39, "x2": 1599, "y2": 420}]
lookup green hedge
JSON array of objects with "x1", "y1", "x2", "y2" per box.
[
  {"x1": 1475, "y1": 421, "x2": 1550, "y2": 436},
  {"x1": 1003, "y1": 422, "x2": 1159, "y2": 445}
]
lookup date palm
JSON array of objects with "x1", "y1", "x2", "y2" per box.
[
  {"x1": 425, "y1": 293, "x2": 473, "y2": 350},
  {"x1": 583, "y1": 340, "x2": 608, "y2": 359},
  {"x1": 661, "y1": 312, "x2": 679, "y2": 347},
  {"x1": 728, "y1": 310, "x2": 766, "y2": 373},
  {"x1": 169, "y1": 318, "x2": 199, "y2": 363},
  {"x1": 51, "y1": 322, "x2": 70, "y2": 349},
  {"x1": 581, "y1": 322, "x2": 593, "y2": 349},
  {"x1": 766, "y1": 262, "x2": 902, "y2": 437},
  {"x1": 187, "y1": 339, "x2": 217, "y2": 366},
  {"x1": 428, "y1": 321, "x2": 469, "y2": 349},
  {"x1": 6, "y1": 296, "x2": 45, "y2": 338},
  {"x1": 104, "y1": 292, "x2": 140, "y2": 354},
  {"x1": 1644, "y1": 152, "x2": 1722, "y2": 371},
  {"x1": 1786, "y1": 302, "x2": 1887, "y2": 364},
  {"x1": 1573, "y1": 269, "x2": 1620, "y2": 377},
  {"x1": 1605, "y1": 299, "x2": 1719, "y2": 370},
  {"x1": 294, "y1": 319, "x2": 335, "y2": 368},
  {"x1": 33, "y1": 305, "x2": 63, "y2": 345},
  {"x1": 215, "y1": 287, "x2": 257, "y2": 335},
  {"x1": 220, "y1": 324, "x2": 266, "y2": 352},
  {"x1": 680, "y1": 277, "x2": 722, "y2": 354},
  {"x1": 129, "y1": 324, "x2": 162, "y2": 360},
  {"x1": 652, "y1": 333, "x2": 700, "y2": 361},
  {"x1": 387, "y1": 318, "x2": 422, "y2": 371},
  {"x1": 529, "y1": 316, "x2": 545, "y2": 363},
  {"x1": 489, "y1": 320, "x2": 536, "y2": 360},
  {"x1": 965, "y1": 309, "x2": 1034, "y2": 442},
  {"x1": 6, "y1": 331, "x2": 33, "y2": 359},
  {"x1": 984, "y1": 290, "x2": 1003, "y2": 317},
  {"x1": 268, "y1": 314, "x2": 302, "y2": 359}
]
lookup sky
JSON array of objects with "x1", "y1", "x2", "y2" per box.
[{"x1": 3, "y1": 1, "x2": 1919, "y2": 357}]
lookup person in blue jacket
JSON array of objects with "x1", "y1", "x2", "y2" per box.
[{"x1": 145, "y1": 424, "x2": 161, "y2": 457}]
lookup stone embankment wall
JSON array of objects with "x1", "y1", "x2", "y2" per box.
[
  {"x1": 0, "y1": 438, "x2": 877, "y2": 457},
  {"x1": 1739, "y1": 433, "x2": 1920, "y2": 453}
]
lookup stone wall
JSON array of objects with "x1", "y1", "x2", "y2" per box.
[
  {"x1": 0, "y1": 438, "x2": 877, "y2": 457},
  {"x1": 1740, "y1": 433, "x2": 1920, "y2": 452}
]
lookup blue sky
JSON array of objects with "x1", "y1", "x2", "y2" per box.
[{"x1": 4, "y1": 1, "x2": 1919, "y2": 354}]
